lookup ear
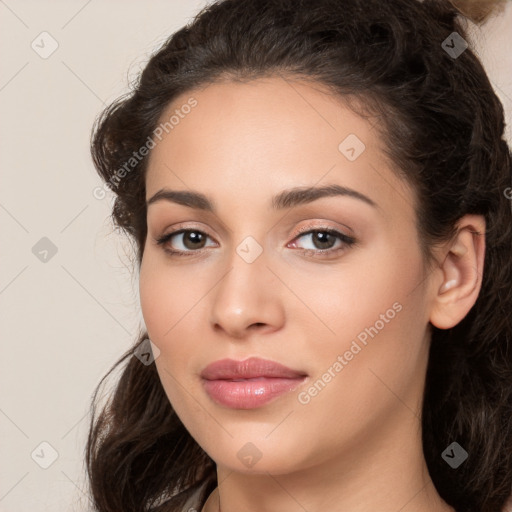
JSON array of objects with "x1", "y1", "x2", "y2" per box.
[{"x1": 429, "y1": 214, "x2": 486, "y2": 330}]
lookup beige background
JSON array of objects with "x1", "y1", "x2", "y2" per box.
[{"x1": 0, "y1": 1, "x2": 510, "y2": 511}]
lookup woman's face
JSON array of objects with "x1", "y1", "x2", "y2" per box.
[{"x1": 139, "y1": 76, "x2": 435, "y2": 474}]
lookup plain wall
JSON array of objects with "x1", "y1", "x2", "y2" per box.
[{"x1": 1, "y1": 2, "x2": 511, "y2": 510}]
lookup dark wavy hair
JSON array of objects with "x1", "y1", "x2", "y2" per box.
[{"x1": 86, "y1": 0, "x2": 512, "y2": 511}]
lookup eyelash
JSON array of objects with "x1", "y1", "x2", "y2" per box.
[{"x1": 154, "y1": 225, "x2": 356, "y2": 259}]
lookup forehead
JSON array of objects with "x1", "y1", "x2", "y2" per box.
[{"x1": 145, "y1": 76, "x2": 413, "y2": 220}]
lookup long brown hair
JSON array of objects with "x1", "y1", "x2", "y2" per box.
[{"x1": 86, "y1": 0, "x2": 512, "y2": 510}]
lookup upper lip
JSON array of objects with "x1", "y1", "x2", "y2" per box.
[{"x1": 200, "y1": 357, "x2": 307, "y2": 380}]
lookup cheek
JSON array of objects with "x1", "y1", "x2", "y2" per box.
[
  {"x1": 139, "y1": 252, "x2": 204, "y2": 341},
  {"x1": 138, "y1": 256, "x2": 198, "y2": 409},
  {"x1": 294, "y1": 255, "x2": 427, "y2": 450},
  {"x1": 337, "y1": 246, "x2": 428, "y2": 385},
  {"x1": 311, "y1": 240, "x2": 424, "y2": 342},
  {"x1": 300, "y1": 237, "x2": 428, "y2": 410},
  {"x1": 139, "y1": 256, "x2": 167, "y2": 339}
]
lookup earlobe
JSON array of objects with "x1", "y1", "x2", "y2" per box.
[{"x1": 429, "y1": 215, "x2": 485, "y2": 330}]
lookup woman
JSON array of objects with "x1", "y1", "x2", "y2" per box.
[{"x1": 86, "y1": 0, "x2": 512, "y2": 511}]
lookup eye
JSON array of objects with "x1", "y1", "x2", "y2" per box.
[
  {"x1": 287, "y1": 228, "x2": 356, "y2": 257},
  {"x1": 155, "y1": 228, "x2": 217, "y2": 256},
  {"x1": 154, "y1": 225, "x2": 357, "y2": 258}
]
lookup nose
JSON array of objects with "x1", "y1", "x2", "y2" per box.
[{"x1": 209, "y1": 248, "x2": 286, "y2": 339}]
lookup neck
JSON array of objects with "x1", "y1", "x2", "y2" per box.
[{"x1": 202, "y1": 408, "x2": 455, "y2": 512}]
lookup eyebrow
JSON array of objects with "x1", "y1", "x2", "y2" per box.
[{"x1": 146, "y1": 184, "x2": 378, "y2": 211}]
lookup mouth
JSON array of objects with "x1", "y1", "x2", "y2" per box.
[
  {"x1": 200, "y1": 357, "x2": 308, "y2": 409},
  {"x1": 229, "y1": 377, "x2": 275, "y2": 381},
  {"x1": 200, "y1": 356, "x2": 307, "y2": 380}
]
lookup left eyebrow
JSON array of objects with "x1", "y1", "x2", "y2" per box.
[
  {"x1": 271, "y1": 184, "x2": 378, "y2": 210},
  {"x1": 146, "y1": 183, "x2": 378, "y2": 211}
]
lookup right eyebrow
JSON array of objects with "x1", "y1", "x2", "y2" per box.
[{"x1": 146, "y1": 189, "x2": 214, "y2": 211}]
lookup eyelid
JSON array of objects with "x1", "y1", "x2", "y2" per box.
[
  {"x1": 287, "y1": 225, "x2": 356, "y2": 254},
  {"x1": 291, "y1": 222, "x2": 354, "y2": 238},
  {"x1": 156, "y1": 222, "x2": 219, "y2": 242},
  {"x1": 154, "y1": 223, "x2": 219, "y2": 250},
  {"x1": 154, "y1": 221, "x2": 357, "y2": 257}
]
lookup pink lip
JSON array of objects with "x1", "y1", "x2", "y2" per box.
[{"x1": 200, "y1": 357, "x2": 308, "y2": 409}]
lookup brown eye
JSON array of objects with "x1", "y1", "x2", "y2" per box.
[
  {"x1": 180, "y1": 231, "x2": 207, "y2": 250},
  {"x1": 289, "y1": 228, "x2": 356, "y2": 254},
  {"x1": 155, "y1": 229, "x2": 216, "y2": 255},
  {"x1": 308, "y1": 231, "x2": 338, "y2": 250}
]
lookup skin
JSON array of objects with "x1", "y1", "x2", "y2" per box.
[{"x1": 139, "y1": 76, "x2": 485, "y2": 512}]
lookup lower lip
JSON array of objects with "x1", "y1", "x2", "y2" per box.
[{"x1": 202, "y1": 377, "x2": 306, "y2": 409}]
